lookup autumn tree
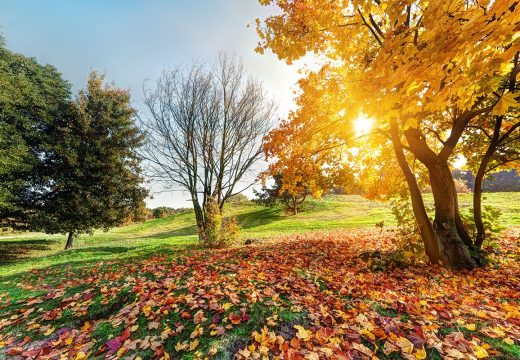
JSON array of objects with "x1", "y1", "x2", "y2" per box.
[
  {"x1": 259, "y1": 101, "x2": 354, "y2": 214},
  {"x1": 143, "y1": 55, "x2": 274, "y2": 246},
  {"x1": 29, "y1": 73, "x2": 148, "y2": 249},
  {"x1": 256, "y1": 0, "x2": 519, "y2": 269},
  {"x1": 462, "y1": 55, "x2": 519, "y2": 248}
]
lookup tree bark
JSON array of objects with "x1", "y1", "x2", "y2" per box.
[
  {"x1": 390, "y1": 121, "x2": 440, "y2": 263},
  {"x1": 402, "y1": 126, "x2": 477, "y2": 270},
  {"x1": 65, "y1": 231, "x2": 75, "y2": 250},
  {"x1": 474, "y1": 116, "x2": 502, "y2": 248},
  {"x1": 428, "y1": 161, "x2": 477, "y2": 270}
]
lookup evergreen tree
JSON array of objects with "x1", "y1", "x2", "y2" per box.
[
  {"x1": 0, "y1": 43, "x2": 71, "y2": 227},
  {"x1": 30, "y1": 73, "x2": 148, "y2": 249}
]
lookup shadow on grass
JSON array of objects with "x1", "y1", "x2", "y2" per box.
[
  {"x1": 68, "y1": 246, "x2": 137, "y2": 255},
  {"x1": 235, "y1": 207, "x2": 284, "y2": 229},
  {"x1": 138, "y1": 207, "x2": 284, "y2": 240},
  {"x1": 0, "y1": 239, "x2": 60, "y2": 264},
  {"x1": 0, "y1": 242, "x2": 198, "y2": 284},
  {"x1": 138, "y1": 224, "x2": 198, "y2": 240}
]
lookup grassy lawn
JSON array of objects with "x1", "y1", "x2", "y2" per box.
[
  {"x1": 0, "y1": 193, "x2": 519, "y2": 359},
  {"x1": 1, "y1": 193, "x2": 519, "y2": 278}
]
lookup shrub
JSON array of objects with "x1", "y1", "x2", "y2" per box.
[
  {"x1": 226, "y1": 193, "x2": 250, "y2": 204},
  {"x1": 454, "y1": 178, "x2": 471, "y2": 193},
  {"x1": 200, "y1": 198, "x2": 240, "y2": 248}
]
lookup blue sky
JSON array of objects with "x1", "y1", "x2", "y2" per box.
[{"x1": 0, "y1": 0, "x2": 306, "y2": 208}]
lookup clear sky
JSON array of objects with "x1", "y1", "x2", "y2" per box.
[{"x1": 0, "y1": 0, "x2": 306, "y2": 208}]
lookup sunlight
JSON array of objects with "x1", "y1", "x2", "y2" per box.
[
  {"x1": 353, "y1": 114, "x2": 373, "y2": 136},
  {"x1": 453, "y1": 155, "x2": 467, "y2": 169}
]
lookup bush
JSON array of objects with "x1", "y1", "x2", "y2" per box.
[
  {"x1": 200, "y1": 198, "x2": 240, "y2": 248},
  {"x1": 152, "y1": 207, "x2": 191, "y2": 219},
  {"x1": 460, "y1": 203, "x2": 503, "y2": 239},
  {"x1": 226, "y1": 193, "x2": 250, "y2": 204},
  {"x1": 454, "y1": 178, "x2": 471, "y2": 193}
]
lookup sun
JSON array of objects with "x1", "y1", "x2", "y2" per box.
[{"x1": 353, "y1": 114, "x2": 373, "y2": 136}]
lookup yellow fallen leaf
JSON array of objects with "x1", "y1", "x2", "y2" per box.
[
  {"x1": 294, "y1": 325, "x2": 312, "y2": 341},
  {"x1": 189, "y1": 338, "x2": 199, "y2": 351},
  {"x1": 352, "y1": 342, "x2": 373, "y2": 356},
  {"x1": 175, "y1": 341, "x2": 187, "y2": 351},
  {"x1": 238, "y1": 348, "x2": 251, "y2": 358},
  {"x1": 359, "y1": 328, "x2": 375, "y2": 340},
  {"x1": 222, "y1": 302, "x2": 232, "y2": 311},
  {"x1": 503, "y1": 337, "x2": 514, "y2": 345},
  {"x1": 473, "y1": 344, "x2": 489, "y2": 358},
  {"x1": 414, "y1": 347, "x2": 427, "y2": 359},
  {"x1": 465, "y1": 324, "x2": 476, "y2": 331},
  {"x1": 396, "y1": 337, "x2": 414, "y2": 354},
  {"x1": 116, "y1": 346, "x2": 127, "y2": 357},
  {"x1": 43, "y1": 327, "x2": 55, "y2": 336},
  {"x1": 75, "y1": 352, "x2": 86, "y2": 360}
]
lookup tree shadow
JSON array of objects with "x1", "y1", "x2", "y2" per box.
[
  {"x1": 234, "y1": 207, "x2": 284, "y2": 230},
  {"x1": 67, "y1": 246, "x2": 137, "y2": 255},
  {"x1": 138, "y1": 224, "x2": 198, "y2": 240},
  {"x1": 138, "y1": 207, "x2": 284, "y2": 240},
  {"x1": 0, "y1": 239, "x2": 60, "y2": 264}
]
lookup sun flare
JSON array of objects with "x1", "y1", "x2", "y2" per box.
[{"x1": 353, "y1": 115, "x2": 373, "y2": 136}]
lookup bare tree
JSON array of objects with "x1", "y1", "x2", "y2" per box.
[{"x1": 142, "y1": 55, "x2": 275, "y2": 243}]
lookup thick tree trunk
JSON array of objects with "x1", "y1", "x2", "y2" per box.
[
  {"x1": 65, "y1": 231, "x2": 75, "y2": 250},
  {"x1": 428, "y1": 161, "x2": 477, "y2": 270},
  {"x1": 401, "y1": 126, "x2": 477, "y2": 270},
  {"x1": 390, "y1": 121, "x2": 440, "y2": 263}
]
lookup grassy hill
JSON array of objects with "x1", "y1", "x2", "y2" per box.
[{"x1": 1, "y1": 192, "x2": 519, "y2": 278}]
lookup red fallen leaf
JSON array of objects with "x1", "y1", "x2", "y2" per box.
[
  {"x1": 290, "y1": 337, "x2": 301, "y2": 349},
  {"x1": 181, "y1": 311, "x2": 191, "y2": 319},
  {"x1": 229, "y1": 313, "x2": 242, "y2": 325},
  {"x1": 105, "y1": 338, "x2": 122, "y2": 353},
  {"x1": 316, "y1": 327, "x2": 334, "y2": 344},
  {"x1": 164, "y1": 296, "x2": 175, "y2": 305},
  {"x1": 42, "y1": 309, "x2": 59, "y2": 320},
  {"x1": 211, "y1": 314, "x2": 221, "y2": 324},
  {"x1": 6, "y1": 347, "x2": 23, "y2": 356},
  {"x1": 284, "y1": 348, "x2": 304, "y2": 360},
  {"x1": 18, "y1": 336, "x2": 30, "y2": 346}
]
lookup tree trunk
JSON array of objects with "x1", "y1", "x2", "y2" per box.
[
  {"x1": 293, "y1": 196, "x2": 298, "y2": 215},
  {"x1": 473, "y1": 162, "x2": 487, "y2": 248},
  {"x1": 428, "y1": 161, "x2": 477, "y2": 270},
  {"x1": 65, "y1": 231, "x2": 75, "y2": 250},
  {"x1": 401, "y1": 126, "x2": 477, "y2": 270},
  {"x1": 191, "y1": 195, "x2": 206, "y2": 242},
  {"x1": 390, "y1": 121, "x2": 440, "y2": 263},
  {"x1": 474, "y1": 116, "x2": 502, "y2": 249}
]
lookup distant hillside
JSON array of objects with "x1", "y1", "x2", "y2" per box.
[{"x1": 453, "y1": 169, "x2": 520, "y2": 192}]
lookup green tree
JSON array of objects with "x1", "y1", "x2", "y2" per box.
[
  {"x1": 0, "y1": 42, "x2": 71, "y2": 227},
  {"x1": 30, "y1": 73, "x2": 148, "y2": 249}
]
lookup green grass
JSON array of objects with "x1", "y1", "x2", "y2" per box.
[{"x1": 1, "y1": 192, "x2": 519, "y2": 279}]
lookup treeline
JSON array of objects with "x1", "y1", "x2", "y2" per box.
[{"x1": 453, "y1": 169, "x2": 520, "y2": 192}]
